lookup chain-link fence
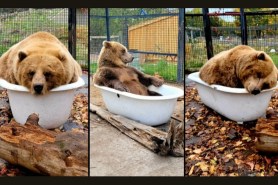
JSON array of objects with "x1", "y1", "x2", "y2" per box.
[
  {"x1": 90, "y1": 8, "x2": 184, "y2": 82},
  {"x1": 0, "y1": 8, "x2": 88, "y2": 70},
  {"x1": 185, "y1": 8, "x2": 278, "y2": 72}
]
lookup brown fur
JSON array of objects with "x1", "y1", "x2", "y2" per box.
[
  {"x1": 199, "y1": 45, "x2": 278, "y2": 95},
  {"x1": 93, "y1": 41, "x2": 164, "y2": 96},
  {"x1": 0, "y1": 31, "x2": 82, "y2": 95}
]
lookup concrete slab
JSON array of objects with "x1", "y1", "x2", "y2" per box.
[{"x1": 90, "y1": 113, "x2": 184, "y2": 176}]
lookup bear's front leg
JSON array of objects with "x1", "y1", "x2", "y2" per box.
[
  {"x1": 150, "y1": 76, "x2": 164, "y2": 87},
  {"x1": 130, "y1": 67, "x2": 164, "y2": 87}
]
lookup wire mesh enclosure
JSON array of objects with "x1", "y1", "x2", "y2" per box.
[
  {"x1": 90, "y1": 8, "x2": 184, "y2": 82},
  {"x1": 0, "y1": 8, "x2": 88, "y2": 70},
  {"x1": 185, "y1": 8, "x2": 278, "y2": 71}
]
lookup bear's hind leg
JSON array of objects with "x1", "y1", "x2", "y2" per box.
[
  {"x1": 109, "y1": 80, "x2": 130, "y2": 92},
  {"x1": 147, "y1": 90, "x2": 162, "y2": 96}
]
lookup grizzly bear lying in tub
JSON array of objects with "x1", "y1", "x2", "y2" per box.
[
  {"x1": 199, "y1": 45, "x2": 278, "y2": 95},
  {"x1": 0, "y1": 31, "x2": 82, "y2": 95},
  {"x1": 93, "y1": 41, "x2": 164, "y2": 96}
]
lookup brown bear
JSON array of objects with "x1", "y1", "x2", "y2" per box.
[
  {"x1": 199, "y1": 45, "x2": 278, "y2": 95},
  {"x1": 0, "y1": 31, "x2": 82, "y2": 95},
  {"x1": 93, "y1": 41, "x2": 164, "y2": 96}
]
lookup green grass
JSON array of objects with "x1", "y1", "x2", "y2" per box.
[
  {"x1": 185, "y1": 60, "x2": 204, "y2": 69},
  {"x1": 90, "y1": 62, "x2": 98, "y2": 73},
  {"x1": 269, "y1": 53, "x2": 278, "y2": 66},
  {"x1": 141, "y1": 60, "x2": 177, "y2": 82}
]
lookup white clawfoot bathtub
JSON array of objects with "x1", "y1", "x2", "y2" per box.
[
  {"x1": 94, "y1": 84, "x2": 184, "y2": 126},
  {"x1": 187, "y1": 72, "x2": 278, "y2": 122},
  {"x1": 0, "y1": 78, "x2": 85, "y2": 129}
]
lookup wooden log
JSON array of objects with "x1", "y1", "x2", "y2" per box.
[
  {"x1": 255, "y1": 118, "x2": 278, "y2": 153},
  {"x1": 0, "y1": 114, "x2": 88, "y2": 176},
  {"x1": 90, "y1": 103, "x2": 184, "y2": 157}
]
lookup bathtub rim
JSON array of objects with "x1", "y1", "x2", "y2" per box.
[
  {"x1": 188, "y1": 72, "x2": 278, "y2": 94},
  {"x1": 0, "y1": 77, "x2": 85, "y2": 92},
  {"x1": 94, "y1": 83, "x2": 184, "y2": 100}
]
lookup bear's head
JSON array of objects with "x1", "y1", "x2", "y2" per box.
[
  {"x1": 98, "y1": 41, "x2": 134, "y2": 67},
  {"x1": 238, "y1": 51, "x2": 278, "y2": 95},
  {"x1": 15, "y1": 50, "x2": 66, "y2": 95}
]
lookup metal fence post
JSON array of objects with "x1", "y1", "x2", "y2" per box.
[
  {"x1": 185, "y1": 9, "x2": 187, "y2": 74},
  {"x1": 240, "y1": 8, "x2": 248, "y2": 45},
  {"x1": 88, "y1": 8, "x2": 90, "y2": 68},
  {"x1": 105, "y1": 8, "x2": 110, "y2": 41},
  {"x1": 202, "y1": 8, "x2": 213, "y2": 59},
  {"x1": 68, "y1": 8, "x2": 76, "y2": 59},
  {"x1": 123, "y1": 17, "x2": 129, "y2": 49},
  {"x1": 177, "y1": 8, "x2": 185, "y2": 83}
]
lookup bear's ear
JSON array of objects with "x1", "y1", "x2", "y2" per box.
[
  {"x1": 257, "y1": 52, "x2": 265, "y2": 61},
  {"x1": 103, "y1": 41, "x2": 111, "y2": 48},
  {"x1": 18, "y1": 51, "x2": 27, "y2": 62},
  {"x1": 57, "y1": 52, "x2": 66, "y2": 62}
]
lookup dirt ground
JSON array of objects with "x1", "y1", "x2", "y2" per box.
[
  {"x1": 185, "y1": 81, "x2": 278, "y2": 176},
  {"x1": 90, "y1": 80, "x2": 184, "y2": 176}
]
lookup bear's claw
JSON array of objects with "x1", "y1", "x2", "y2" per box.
[
  {"x1": 152, "y1": 78, "x2": 164, "y2": 87},
  {"x1": 114, "y1": 84, "x2": 129, "y2": 92}
]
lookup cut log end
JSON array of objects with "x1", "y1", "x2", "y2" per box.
[
  {"x1": 255, "y1": 118, "x2": 278, "y2": 153},
  {"x1": 156, "y1": 121, "x2": 184, "y2": 157}
]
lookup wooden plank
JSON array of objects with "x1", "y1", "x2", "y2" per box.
[
  {"x1": 128, "y1": 16, "x2": 178, "y2": 58},
  {"x1": 0, "y1": 114, "x2": 88, "y2": 176},
  {"x1": 90, "y1": 103, "x2": 184, "y2": 157}
]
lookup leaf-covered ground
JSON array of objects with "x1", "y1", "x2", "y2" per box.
[
  {"x1": 0, "y1": 90, "x2": 88, "y2": 176},
  {"x1": 185, "y1": 83, "x2": 278, "y2": 176}
]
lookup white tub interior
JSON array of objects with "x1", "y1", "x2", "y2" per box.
[
  {"x1": 0, "y1": 77, "x2": 85, "y2": 129},
  {"x1": 94, "y1": 84, "x2": 184, "y2": 126},
  {"x1": 187, "y1": 72, "x2": 278, "y2": 122}
]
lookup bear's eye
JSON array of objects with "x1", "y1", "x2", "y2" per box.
[
  {"x1": 28, "y1": 71, "x2": 35, "y2": 77},
  {"x1": 257, "y1": 72, "x2": 262, "y2": 78},
  {"x1": 121, "y1": 49, "x2": 126, "y2": 54},
  {"x1": 262, "y1": 83, "x2": 270, "y2": 90},
  {"x1": 44, "y1": 72, "x2": 51, "y2": 78}
]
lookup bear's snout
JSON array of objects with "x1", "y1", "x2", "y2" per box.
[
  {"x1": 251, "y1": 88, "x2": 261, "y2": 95},
  {"x1": 33, "y1": 84, "x2": 44, "y2": 94}
]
